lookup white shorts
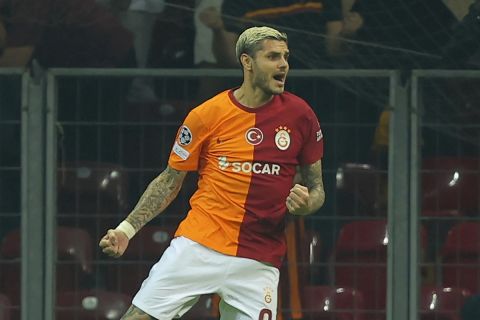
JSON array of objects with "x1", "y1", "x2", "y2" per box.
[{"x1": 132, "y1": 236, "x2": 279, "y2": 320}]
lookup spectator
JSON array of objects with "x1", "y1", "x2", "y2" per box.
[
  {"x1": 371, "y1": 107, "x2": 390, "y2": 169},
  {"x1": 117, "y1": 0, "x2": 167, "y2": 103},
  {"x1": 443, "y1": 0, "x2": 475, "y2": 21},
  {"x1": 149, "y1": 1, "x2": 195, "y2": 69},
  {"x1": 442, "y1": 0, "x2": 480, "y2": 67},
  {"x1": 194, "y1": 0, "x2": 236, "y2": 101},
  {"x1": 0, "y1": 0, "x2": 138, "y2": 167},
  {"x1": 195, "y1": 0, "x2": 223, "y2": 68},
  {"x1": 0, "y1": 0, "x2": 135, "y2": 68},
  {"x1": 345, "y1": 0, "x2": 457, "y2": 68},
  {"x1": 209, "y1": 0, "x2": 345, "y2": 68}
]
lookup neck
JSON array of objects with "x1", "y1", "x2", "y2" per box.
[{"x1": 234, "y1": 82, "x2": 273, "y2": 108}]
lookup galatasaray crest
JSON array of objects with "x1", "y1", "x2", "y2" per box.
[
  {"x1": 264, "y1": 287, "x2": 273, "y2": 304},
  {"x1": 275, "y1": 126, "x2": 291, "y2": 150}
]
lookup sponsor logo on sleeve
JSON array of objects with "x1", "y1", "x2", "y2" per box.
[
  {"x1": 178, "y1": 125, "x2": 192, "y2": 146},
  {"x1": 316, "y1": 129, "x2": 323, "y2": 142},
  {"x1": 173, "y1": 142, "x2": 190, "y2": 160}
]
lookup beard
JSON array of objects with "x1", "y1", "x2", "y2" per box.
[{"x1": 252, "y1": 70, "x2": 283, "y2": 95}]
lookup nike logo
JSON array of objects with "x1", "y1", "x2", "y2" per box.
[{"x1": 217, "y1": 137, "x2": 231, "y2": 144}]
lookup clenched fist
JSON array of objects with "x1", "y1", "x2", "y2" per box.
[
  {"x1": 286, "y1": 184, "x2": 311, "y2": 215},
  {"x1": 99, "y1": 229, "x2": 130, "y2": 258}
]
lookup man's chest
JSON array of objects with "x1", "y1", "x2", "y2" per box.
[{"x1": 206, "y1": 117, "x2": 304, "y2": 164}]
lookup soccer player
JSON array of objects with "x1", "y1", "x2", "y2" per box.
[{"x1": 99, "y1": 26, "x2": 325, "y2": 320}]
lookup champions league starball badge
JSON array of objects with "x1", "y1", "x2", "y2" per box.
[{"x1": 178, "y1": 125, "x2": 192, "y2": 146}]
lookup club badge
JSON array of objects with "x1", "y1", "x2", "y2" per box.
[
  {"x1": 264, "y1": 287, "x2": 273, "y2": 304},
  {"x1": 275, "y1": 126, "x2": 291, "y2": 150}
]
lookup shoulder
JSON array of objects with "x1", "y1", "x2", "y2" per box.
[
  {"x1": 277, "y1": 92, "x2": 321, "y2": 130},
  {"x1": 188, "y1": 90, "x2": 232, "y2": 123},
  {"x1": 279, "y1": 91, "x2": 314, "y2": 113},
  {"x1": 193, "y1": 89, "x2": 230, "y2": 111}
]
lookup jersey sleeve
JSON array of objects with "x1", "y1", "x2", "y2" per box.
[
  {"x1": 168, "y1": 109, "x2": 210, "y2": 171},
  {"x1": 298, "y1": 108, "x2": 324, "y2": 164}
]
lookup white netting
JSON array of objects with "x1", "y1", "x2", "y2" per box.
[
  {"x1": 188, "y1": 0, "x2": 480, "y2": 69},
  {"x1": 190, "y1": 0, "x2": 480, "y2": 151}
]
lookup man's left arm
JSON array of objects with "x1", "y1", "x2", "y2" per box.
[{"x1": 286, "y1": 159, "x2": 325, "y2": 215}]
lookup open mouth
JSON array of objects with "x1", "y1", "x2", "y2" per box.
[{"x1": 273, "y1": 73, "x2": 286, "y2": 84}]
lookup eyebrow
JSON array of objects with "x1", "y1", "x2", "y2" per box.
[{"x1": 266, "y1": 50, "x2": 290, "y2": 55}]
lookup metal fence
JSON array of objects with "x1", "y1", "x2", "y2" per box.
[{"x1": 1, "y1": 68, "x2": 479, "y2": 320}]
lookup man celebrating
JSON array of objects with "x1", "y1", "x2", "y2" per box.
[{"x1": 100, "y1": 26, "x2": 325, "y2": 319}]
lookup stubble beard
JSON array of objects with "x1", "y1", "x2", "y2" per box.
[{"x1": 253, "y1": 71, "x2": 282, "y2": 96}]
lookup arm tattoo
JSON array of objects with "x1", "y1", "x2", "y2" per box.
[
  {"x1": 125, "y1": 166, "x2": 187, "y2": 232},
  {"x1": 300, "y1": 160, "x2": 325, "y2": 213}
]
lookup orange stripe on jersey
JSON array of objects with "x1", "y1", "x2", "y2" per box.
[
  {"x1": 169, "y1": 90, "x2": 256, "y2": 256},
  {"x1": 244, "y1": 2, "x2": 323, "y2": 19}
]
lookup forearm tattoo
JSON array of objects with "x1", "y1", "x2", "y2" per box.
[
  {"x1": 300, "y1": 160, "x2": 325, "y2": 212},
  {"x1": 125, "y1": 166, "x2": 186, "y2": 232}
]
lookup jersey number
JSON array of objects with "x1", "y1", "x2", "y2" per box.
[{"x1": 259, "y1": 308, "x2": 272, "y2": 320}]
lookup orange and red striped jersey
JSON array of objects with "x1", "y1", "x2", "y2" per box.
[{"x1": 168, "y1": 89, "x2": 323, "y2": 268}]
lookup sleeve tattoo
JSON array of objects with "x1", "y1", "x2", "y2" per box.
[
  {"x1": 125, "y1": 166, "x2": 187, "y2": 232},
  {"x1": 300, "y1": 160, "x2": 326, "y2": 212}
]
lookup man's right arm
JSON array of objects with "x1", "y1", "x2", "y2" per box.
[
  {"x1": 125, "y1": 165, "x2": 187, "y2": 232},
  {"x1": 99, "y1": 165, "x2": 187, "y2": 257}
]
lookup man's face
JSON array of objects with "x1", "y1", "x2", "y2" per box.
[{"x1": 250, "y1": 39, "x2": 289, "y2": 95}]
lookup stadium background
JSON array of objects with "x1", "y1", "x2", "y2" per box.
[{"x1": 1, "y1": 0, "x2": 480, "y2": 319}]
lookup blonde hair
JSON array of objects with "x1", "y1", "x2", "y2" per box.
[{"x1": 235, "y1": 26, "x2": 288, "y2": 65}]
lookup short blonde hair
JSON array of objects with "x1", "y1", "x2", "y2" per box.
[{"x1": 235, "y1": 26, "x2": 288, "y2": 65}]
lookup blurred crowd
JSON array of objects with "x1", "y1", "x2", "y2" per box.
[
  {"x1": 0, "y1": 0, "x2": 479, "y2": 71},
  {"x1": 0, "y1": 0, "x2": 479, "y2": 107},
  {"x1": 0, "y1": 0, "x2": 479, "y2": 105}
]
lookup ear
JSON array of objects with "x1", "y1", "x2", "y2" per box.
[{"x1": 240, "y1": 53, "x2": 253, "y2": 71}]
